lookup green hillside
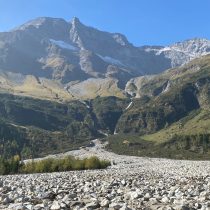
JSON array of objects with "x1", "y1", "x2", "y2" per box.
[
  {"x1": 0, "y1": 94, "x2": 128, "y2": 159},
  {"x1": 107, "y1": 55, "x2": 210, "y2": 159}
]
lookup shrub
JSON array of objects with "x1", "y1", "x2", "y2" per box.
[
  {"x1": 0, "y1": 155, "x2": 21, "y2": 175},
  {"x1": 84, "y1": 156, "x2": 101, "y2": 169},
  {"x1": 6, "y1": 156, "x2": 111, "y2": 175}
]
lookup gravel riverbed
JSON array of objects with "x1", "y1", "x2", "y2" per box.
[{"x1": 1, "y1": 140, "x2": 210, "y2": 210}]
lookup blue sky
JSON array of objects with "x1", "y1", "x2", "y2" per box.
[{"x1": 0, "y1": 0, "x2": 210, "y2": 46}]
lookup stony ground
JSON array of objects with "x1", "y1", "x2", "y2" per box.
[{"x1": 1, "y1": 140, "x2": 210, "y2": 210}]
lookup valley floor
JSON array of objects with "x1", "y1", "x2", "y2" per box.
[{"x1": 1, "y1": 140, "x2": 210, "y2": 209}]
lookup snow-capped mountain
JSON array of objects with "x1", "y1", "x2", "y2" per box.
[
  {"x1": 0, "y1": 17, "x2": 173, "y2": 84},
  {"x1": 143, "y1": 38, "x2": 210, "y2": 67},
  {"x1": 0, "y1": 16, "x2": 210, "y2": 98}
]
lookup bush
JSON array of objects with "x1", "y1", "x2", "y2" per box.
[
  {"x1": 84, "y1": 156, "x2": 101, "y2": 169},
  {"x1": 0, "y1": 155, "x2": 21, "y2": 175},
  {"x1": 0, "y1": 155, "x2": 110, "y2": 175}
]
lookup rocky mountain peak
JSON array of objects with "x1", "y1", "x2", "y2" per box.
[
  {"x1": 71, "y1": 17, "x2": 82, "y2": 26},
  {"x1": 14, "y1": 17, "x2": 68, "y2": 31},
  {"x1": 69, "y1": 17, "x2": 86, "y2": 48},
  {"x1": 172, "y1": 38, "x2": 210, "y2": 54}
]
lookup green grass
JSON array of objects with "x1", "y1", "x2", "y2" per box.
[
  {"x1": 142, "y1": 109, "x2": 210, "y2": 143},
  {"x1": 106, "y1": 132, "x2": 210, "y2": 160}
]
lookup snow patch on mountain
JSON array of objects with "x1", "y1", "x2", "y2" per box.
[
  {"x1": 50, "y1": 39, "x2": 78, "y2": 51},
  {"x1": 97, "y1": 54, "x2": 124, "y2": 66}
]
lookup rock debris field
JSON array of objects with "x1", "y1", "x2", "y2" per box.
[{"x1": 1, "y1": 140, "x2": 210, "y2": 210}]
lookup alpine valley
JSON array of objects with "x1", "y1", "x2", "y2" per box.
[{"x1": 1, "y1": 17, "x2": 210, "y2": 159}]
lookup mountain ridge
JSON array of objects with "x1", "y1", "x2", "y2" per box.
[{"x1": 0, "y1": 17, "x2": 210, "y2": 101}]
